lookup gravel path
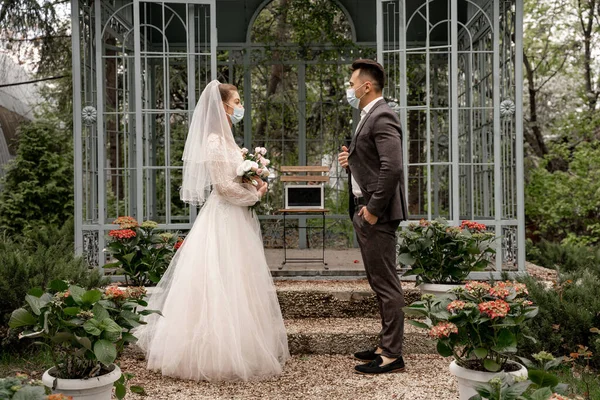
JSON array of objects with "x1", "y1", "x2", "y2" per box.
[{"x1": 120, "y1": 351, "x2": 458, "y2": 400}]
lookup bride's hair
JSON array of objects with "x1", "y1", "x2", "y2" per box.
[{"x1": 219, "y1": 83, "x2": 237, "y2": 101}]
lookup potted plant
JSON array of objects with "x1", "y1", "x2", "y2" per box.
[
  {"x1": 8, "y1": 280, "x2": 160, "y2": 399},
  {"x1": 103, "y1": 217, "x2": 182, "y2": 286},
  {"x1": 404, "y1": 280, "x2": 538, "y2": 400},
  {"x1": 398, "y1": 218, "x2": 496, "y2": 295},
  {"x1": 470, "y1": 351, "x2": 569, "y2": 400}
]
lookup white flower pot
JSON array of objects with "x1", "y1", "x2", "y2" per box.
[
  {"x1": 449, "y1": 360, "x2": 527, "y2": 400},
  {"x1": 418, "y1": 283, "x2": 463, "y2": 296},
  {"x1": 42, "y1": 364, "x2": 121, "y2": 400}
]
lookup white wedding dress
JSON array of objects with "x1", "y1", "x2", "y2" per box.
[{"x1": 136, "y1": 132, "x2": 289, "y2": 381}]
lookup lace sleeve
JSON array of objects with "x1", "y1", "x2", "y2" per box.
[{"x1": 207, "y1": 135, "x2": 260, "y2": 207}]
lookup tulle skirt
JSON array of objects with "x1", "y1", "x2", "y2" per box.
[{"x1": 135, "y1": 193, "x2": 289, "y2": 381}]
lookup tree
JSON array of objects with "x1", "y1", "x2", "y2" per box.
[{"x1": 0, "y1": 119, "x2": 73, "y2": 234}]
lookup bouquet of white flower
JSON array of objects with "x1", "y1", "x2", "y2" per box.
[{"x1": 237, "y1": 146, "x2": 271, "y2": 186}]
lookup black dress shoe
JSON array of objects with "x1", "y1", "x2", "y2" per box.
[
  {"x1": 353, "y1": 347, "x2": 380, "y2": 361},
  {"x1": 355, "y1": 356, "x2": 406, "y2": 375}
]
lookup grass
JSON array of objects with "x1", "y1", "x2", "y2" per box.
[
  {"x1": 0, "y1": 348, "x2": 54, "y2": 377},
  {"x1": 555, "y1": 366, "x2": 600, "y2": 399}
]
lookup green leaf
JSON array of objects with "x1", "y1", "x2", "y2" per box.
[
  {"x1": 92, "y1": 303, "x2": 110, "y2": 322},
  {"x1": 407, "y1": 320, "x2": 430, "y2": 330},
  {"x1": 9, "y1": 308, "x2": 37, "y2": 328},
  {"x1": 101, "y1": 318, "x2": 123, "y2": 333},
  {"x1": 75, "y1": 334, "x2": 93, "y2": 350},
  {"x1": 528, "y1": 369, "x2": 559, "y2": 389},
  {"x1": 114, "y1": 382, "x2": 126, "y2": 400},
  {"x1": 81, "y1": 289, "x2": 103, "y2": 305},
  {"x1": 63, "y1": 307, "x2": 81, "y2": 316},
  {"x1": 123, "y1": 252, "x2": 137, "y2": 264},
  {"x1": 529, "y1": 387, "x2": 553, "y2": 400},
  {"x1": 436, "y1": 341, "x2": 453, "y2": 357},
  {"x1": 94, "y1": 339, "x2": 117, "y2": 366},
  {"x1": 27, "y1": 287, "x2": 44, "y2": 297},
  {"x1": 68, "y1": 285, "x2": 86, "y2": 304},
  {"x1": 496, "y1": 329, "x2": 517, "y2": 350},
  {"x1": 121, "y1": 332, "x2": 138, "y2": 344},
  {"x1": 130, "y1": 386, "x2": 147, "y2": 395},
  {"x1": 483, "y1": 359, "x2": 501, "y2": 372},
  {"x1": 503, "y1": 380, "x2": 532, "y2": 397},
  {"x1": 397, "y1": 253, "x2": 416, "y2": 266},
  {"x1": 103, "y1": 261, "x2": 122, "y2": 269},
  {"x1": 49, "y1": 279, "x2": 69, "y2": 292},
  {"x1": 25, "y1": 294, "x2": 47, "y2": 316},
  {"x1": 83, "y1": 319, "x2": 102, "y2": 336},
  {"x1": 473, "y1": 348, "x2": 488, "y2": 359}
]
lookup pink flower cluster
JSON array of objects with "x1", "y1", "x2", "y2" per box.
[
  {"x1": 447, "y1": 300, "x2": 467, "y2": 314},
  {"x1": 428, "y1": 322, "x2": 459, "y2": 339},
  {"x1": 478, "y1": 300, "x2": 510, "y2": 319}
]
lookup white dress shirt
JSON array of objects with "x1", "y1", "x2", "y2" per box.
[{"x1": 351, "y1": 96, "x2": 384, "y2": 198}]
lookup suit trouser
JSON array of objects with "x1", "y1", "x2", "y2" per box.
[{"x1": 353, "y1": 208, "x2": 405, "y2": 358}]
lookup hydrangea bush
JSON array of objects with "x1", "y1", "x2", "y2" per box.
[
  {"x1": 405, "y1": 280, "x2": 539, "y2": 372},
  {"x1": 398, "y1": 218, "x2": 497, "y2": 285},
  {"x1": 104, "y1": 217, "x2": 183, "y2": 286}
]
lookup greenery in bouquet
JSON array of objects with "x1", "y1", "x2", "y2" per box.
[
  {"x1": 398, "y1": 218, "x2": 497, "y2": 285},
  {"x1": 104, "y1": 217, "x2": 183, "y2": 286},
  {"x1": 8, "y1": 280, "x2": 160, "y2": 380},
  {"x1": 0, "y1": 373, "x2": 72, "y2": 399},
  {"x1": 238, "y1": 147, "x2": 271, "y2": 211},
  {"x1": 404, "y1": 280, "x2": 539, "y2": 372}
]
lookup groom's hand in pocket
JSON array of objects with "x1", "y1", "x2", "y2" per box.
[{"x1": 359, "y1": 206, "x2": 378, "y2": 225}]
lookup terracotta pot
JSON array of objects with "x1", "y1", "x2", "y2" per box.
[
  {"x1": 42, "y1": 364, "x2": 121, "y2": 400},
  {"x1": 449, "y1": 360, "x2": 527, "y2": 400}
]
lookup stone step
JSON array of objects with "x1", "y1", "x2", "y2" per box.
[
  {"x1": 285, "y1": 318, "x2": 436, "y2": 355},
  {"x1": 275, "y1": 280, "x2": 421, "y2": 319}
]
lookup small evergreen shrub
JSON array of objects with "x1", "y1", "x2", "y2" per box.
[
  {"x1": 0, "y1": 220, "x2": 107, "y2": 351},
  {"x1": 519, "y1": 271, "x2": 600, "y2": 367},
  {"x1": 527, "y1": 239, "x2": 600, "y2": 276}
]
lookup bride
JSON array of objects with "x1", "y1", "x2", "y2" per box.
[{"x1": 136, "y1": 80, "x2": 289, "y2": 381}]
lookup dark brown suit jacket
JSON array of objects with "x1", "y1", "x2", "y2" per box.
[{"x1": 347, "y1": 99, "x2": 408, "y2": 223}]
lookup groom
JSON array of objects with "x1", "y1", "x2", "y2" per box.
[{"x1": 338, "y1": 59, "x2": 408, "y2": 374}]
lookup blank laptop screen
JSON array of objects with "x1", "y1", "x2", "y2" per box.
[{"x1": 286, "y1": 186, "x2": 323, "y2": 208}]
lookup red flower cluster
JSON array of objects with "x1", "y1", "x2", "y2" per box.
[
  {"x1": 419, "y1": 218, "x2": 430, "y2": 227},
  {"x1": 460, "y1": 220, "x2": 487, "y2": 232},
  {"x1": 113, "y1": 216, "x2": 139, "y2": 229},
  {"x1": 478, "y1": 300, "x2": 510, "y2": 319},
  {"x1": 428, "y1": 322, "x2": 459, "y2": 339},
  {"x1": 489, "y1": 285, "x2": 511, "y2": 299},
  {"x1": 109, "y1": 229, "x2": 137, "y2": 240},
  {"x1": 174, "y1": 239, "x2": 184, "y2": 250}
]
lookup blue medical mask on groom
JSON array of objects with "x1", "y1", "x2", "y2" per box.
[{"x1": 346, "y1": 82, "x2": 368, "y2": 109}]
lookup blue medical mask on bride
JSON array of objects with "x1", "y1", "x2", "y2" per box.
[
  {"x1": 346, "y1": 82, "x2": 368, "y2": 109},
  {"x1": 225, "y1": 103, "x2": 245, "y2": 124}
]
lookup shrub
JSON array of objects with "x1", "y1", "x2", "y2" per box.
[
  {"x1": 0, "y1": 221, "x2": 107, "y2": 351},
  {"x1": 519, "y1": 271, "x2": 600, "y2": 367},
  {"x1": 526, "y1": 240, "x2": 600, "y2": 277},
  {"x1": 0, "y1": 120, "x2": 73, "y2": 235}
]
